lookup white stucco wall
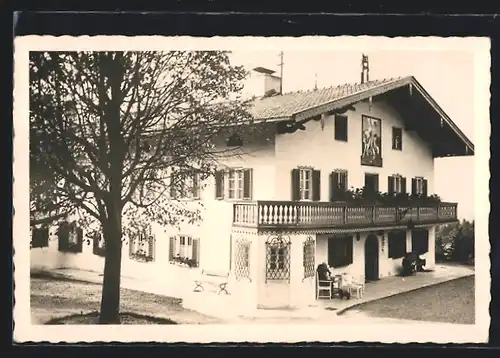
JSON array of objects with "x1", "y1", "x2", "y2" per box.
[{"x1": 274, "y1": 100, "x2": 435, "y2": 200}]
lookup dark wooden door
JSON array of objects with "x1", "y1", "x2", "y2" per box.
[
  {"x1": 364, "y1": 173, "x2": 379, "y2": 194},
  {"x1": 365, "y1": 234, "x2": 379, "y2": 281}
]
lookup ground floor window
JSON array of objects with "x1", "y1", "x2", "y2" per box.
[
  {"x1": 92, "y1": 232, "x2": 105, "y2": 257},
  {"x1": 129, "y1": 230, "x2": 155, "y2": 262},
  {"x1": 388, "y1": 231, "x2": 407, "y2": 259},
  {"x1": 328, "y1": 235, "x2": 353, "y2": 268},
  {"x1": 234, "y1": 238, "x2": 251, "y2": 281},
  {"x1": 265, "y1": 235, "x2": 291, "y2": 282},
  {"x1": 168, "y1": 235, "x2": 200, "y2": 267},
  {"x1": 411, "y1": 229, "x2": 429, "y2": 255},
  {"x1": 302, "y1": 236, "x2": 316, "y2": 279},
  {"x1": 31, "y1": 226, "x2": 49, "y2": 248},
  {"x1": 58, "y1": 221, "x2": 83, "y2": 253}
]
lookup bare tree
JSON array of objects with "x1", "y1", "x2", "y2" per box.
[{"x1": 29, "y1": 51, "x2": 252, "y2": 323}]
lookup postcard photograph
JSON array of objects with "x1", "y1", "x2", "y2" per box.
[{"x1": 13, "y1": 35, "x2": 490, "y2": 343}]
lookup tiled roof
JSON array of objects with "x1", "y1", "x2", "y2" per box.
[{"x1": 249, "y1": 77, "x2": 407, "y2": 120}]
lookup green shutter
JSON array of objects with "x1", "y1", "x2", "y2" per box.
[
  {"x1": 312, "y1": 170, "x2": 321, "y2": 201},
  {"x1": 388, "y1": 176, "x2": 395, "y2": 195},
  {"x1": 168, "y1": 236, "x2": 175, "y2": 261},
  {"x1": 148, "y1": 235, "x2": 155, "y2": 261},
  {"x1": 192, "y1": 238, "x2": 200, "y2": 266},
  {"x1": 291, "y1": 169, "x2": 300, "y2": 201},
  {"x1": 243, "y1": 169, "x2": 253, "y2": 199},
  {"x1": 215, "y1": 170, "x2": 224, "y2": 199},
  {"x1": 422, "y1": 179, "x2": 428, "y2": 197},
  {"x1": 401, "y1": 177, "x2": 407, "y2": 194},
  {"x1": 329, "y1": 171, "x2": 337, "y2": 201}
]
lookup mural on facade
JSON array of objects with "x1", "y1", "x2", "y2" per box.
[{"x1": 361, "y1": 115, "x2": 383, "y2": 167}]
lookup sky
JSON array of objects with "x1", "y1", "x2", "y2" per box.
[{"x1": 228, "y1": 49, "x2": 476, "y2": 220}]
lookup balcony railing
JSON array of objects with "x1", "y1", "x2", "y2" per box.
[{"x1": 233, "y1": 201, "x2": 458, "y2": 229}]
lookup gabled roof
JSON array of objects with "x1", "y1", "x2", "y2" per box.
[
  {"x1": 248, "y1": 76, "x2": 474, "y2": 156},
  {"x1": 250, "y1": 77, "x2": 403, "y2": 121}
]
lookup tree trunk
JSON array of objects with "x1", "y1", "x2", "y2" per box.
[{"x1": 99, "y1": 215, "x2": 123, "y2": 324}]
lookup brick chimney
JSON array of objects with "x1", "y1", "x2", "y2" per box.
[
  {"x1": 253, "y1": 67, "x2": 282, "y2": 97},
  {"x1": 361, "y1": 54, "x2": 370, "y2": 84}
]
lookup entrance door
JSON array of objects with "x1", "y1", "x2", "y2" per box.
[
  {"x1": 364, "y1": 173, "x2": 379, "y2": 194},
  {"x1": 365, "y1": 234, "x2": 379, "y2": 282}
]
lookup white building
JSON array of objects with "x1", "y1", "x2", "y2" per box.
[{"x1": 31, "y1": 58, "x2": 474, "y2": 311}]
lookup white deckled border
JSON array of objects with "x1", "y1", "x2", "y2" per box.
[{"x1": 13, "y1": 35, "x2": 491, "y2": 344}]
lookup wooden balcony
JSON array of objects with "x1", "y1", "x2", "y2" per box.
[{"x1": 233, "y1": 201, "x2": 458, "y2": 230}]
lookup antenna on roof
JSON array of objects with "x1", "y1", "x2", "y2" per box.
[
  {"x1": 314, "y1": 73, "x2": 318, "y2": 90},
  {"x1": 278, "y1": 51, "x2": 284, "y2": 95}
]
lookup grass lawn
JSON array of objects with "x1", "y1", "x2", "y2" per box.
[
  {"x1": 31, "y1": 274, "x2": 222, "y2": 325},
  {"x1": 346, "y1": 275, "x2": 475, "y2": 324}
]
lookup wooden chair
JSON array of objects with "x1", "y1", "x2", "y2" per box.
[
  {"x1": 316, "y1": 272, "x2": 333, "y2": 299},
  {"x1": 349, "y1": 275, "x2": 366, "y2": 299}
]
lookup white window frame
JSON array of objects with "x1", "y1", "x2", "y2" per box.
[
  {"x1": 178, "y1": 172, "x2": 201, "y2": 200},
  {"x1": 225, "y1": 168, "x2": 252, "y2": 201},
  {"x1": 177, "y1": 235, "x2": 194, "y2": 259},
  {"x1": 393, "y1": 174, "x2": 403, "y2": 194},
  {"x1": 299, "y1": 168, "x2": 313, "y2": 201},
  {"x1": 415, "y1": 177, "x2": 424, "y2": 195},
  {"x1": 334, "y1": 169, "x2": 348, "y2": 191}
]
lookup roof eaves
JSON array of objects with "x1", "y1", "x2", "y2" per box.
[
  {"x1": 292, "y1": 77, "x2": 413, "y2": 122},
  {"x1": 409, "y1": 77, "x2": 475, "y2": 153}
]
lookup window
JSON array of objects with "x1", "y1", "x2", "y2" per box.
[
  {"x1": 330, "y1": 170, "x2": 348, "y2": 200},
  {"x1": 327, "y1": 236, "x2": 353, "y2": 268},
  {"x1": 388, "y1": 174, "x2": 406, "y2": 195},
  {"x1": 388, "y1": 231, "x2": 407, "y2": 259},
  {"x1": 234, "y1": 238, "x2": 251, "y2": 281},
  {"x1": 129, "y1": 231, "x2": 155, "y2": 262},
  {"x1": 334, "y1": 115, "x2": 348, "y2": 141},
  {"x1": 299, "y1": 168, "x2": 312, "y2": 200},
  {"x1": 215, "y1": 168, "x2": 253, "y2": 200},
  {"x1": 58, "y1": 221, "x2": 83, "y2": 253},
  {"x1": 412, "y1": 177, "x2": 428, "y2": 196},
  {"x1": 92, "y1": 232, "x2": 105, "y2": 257},
  {"x1": 168, "y1": 235, "x2": 200, "y2": 267},
  {"x1": 291, "y1": 168, "x2": 321, "y2": 201},
  {"x1": 265, "y1": 235, "x2": 291, "y2": 282},
  {"x1": 392, "y1": 127, "x2": 403, "y2": 150},
  {"x1": 170, "y1": 171, "x2": 201, "y2": 199},
  {"x1": 31, "y1": 227, "x2": 49, "y2": 248},
  {"x1": 302, "y1": 237, "x2": 316, "y2": 279}
]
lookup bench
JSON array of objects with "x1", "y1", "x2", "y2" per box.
[{"x1": 193, "y1": 269, "x2": 230, "y2": 295}]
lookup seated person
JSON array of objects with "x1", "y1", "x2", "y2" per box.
[{"x1": 317, "y1": 262, "x2": 332, "y2": 281}]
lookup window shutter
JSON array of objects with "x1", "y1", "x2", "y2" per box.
[
  {"x1": 411, "y1": 178, "x2": 417, "y2": 196},
  {"x1": 76, "y1": 227, "x2": 84, "y2": 253},
  {"x1": 170, "y1": 171, "x2": 177, "y2": 199},
  {"x1": 57, "y1": 222, "x2": 69, "y2": 252},
  {"x1": 168, "y1": 236, "x2": 175, "y2": 261},
  {"x1": 346, "y1": 237, "x2": 353, "y2": 265},
  {"x1": 192, "y1": 173, "x2": 199, "y2": 198},
  {"x1": 388, "y1": 176, "x2": 395, "y2": 195},
  {"x1": 373, "y1": 175, "x2": 379, "y2": 193},
  {"x1": 148, "y1": 235, "x2": 155, "y2": 261},
  {"x1": 243, "y1": 169, "x2": 253, "y2": 199},
  {"x1": 401, "y1": 177, "x2": 407, "y2": 194},
  {"x1": 215, "y1": 170, "x2": 224, "y2": 199},
  {"x1": 343, "y1": 172, "x2": 348, "y2": 191},
  {"x1": 312, "y1": 169, "x2": 321, "y2": 201},
  {"x1": 129, "y1": 235, "x2": 134, "y2": 257},
  {"x1": 291, "y1": 169, "x2": 300, "y2": 201},
  {"x1": 422, "y1": 179, "x2": 428, "y2": 197},
  {"x1": 327, "y1": 238, "x2": 335, "y2": 267},
  {"x1": 192, "y1": 238, "x2": 200, "y2": 266},
  {"x1": 329, "y1": 171, "x2": 338, "y2": 201}
]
